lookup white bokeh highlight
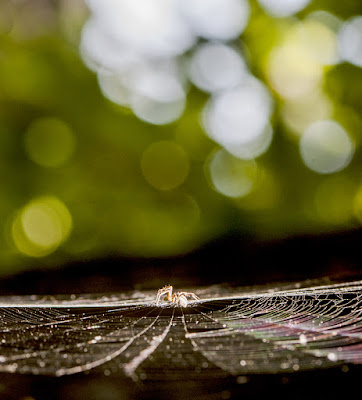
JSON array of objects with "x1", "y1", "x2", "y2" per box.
[
  {"x1": 80, "y1": 18, "x2": 141, "y2": 73},
  {"x1": 81, "y1": 0, "x2": 192, "y2": 125},
  {"x1": 97, "y1": 71, "x2": 129, "y2": 107},
  {"x1": 299, "y1": 120, "x2": 354, "y2": 174},
  {"x1": 224, "y1": 124, "x2": 273, "y2": 160},
  {"x1": 129, "y1": 72, "x2": 186, "y2": 125},
  {"x1": 209, "y1": 150, "x2": 257, "y2": 198},
  {"x1": 81, "y1": 0, "x2": 275, "y2": 162},
  {"x1": 258, "y1": 0, "x2": 310, "y2": 18},
  {"x1": 203, "y1": 77, "x2": 273, "y2": 160},
  {"x1": 179, "y1": 0, "x2": 250, "y2": 40},
  {"x1": 188, "y1": 42, "x2": 248, "y2": 93},
  {"x1": 338, "y1": 16, "x2": 362, "y2": 68},
  {"x1": 86, "y1": 0, "x2": 195, "y2": 58}
]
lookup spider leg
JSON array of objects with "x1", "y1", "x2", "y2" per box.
[
  {"x1": 179, "y1": 292, "x2": 200, "y2": 301},
  {"x1": 155, "y1": 285, "x2": 173, "y2": 304}
]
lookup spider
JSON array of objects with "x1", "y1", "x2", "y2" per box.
[{"x1": 155, "y1": 285, "x2": 200, "y2": 307}]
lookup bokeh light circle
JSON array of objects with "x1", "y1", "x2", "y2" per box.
[
  {"x1": 224, "y1": 123, "x2": 273, "y2": 160},
  {"x1": 302, "y1": 19, "x2": 339, "y2": 66},
  {"x1": 79, "y1": 18, "x2": 141, "y2": 73},
  {"x1": 12, "y1": 196, "x2": 72, "y2": 257},
  {"x1": 141, "y1": 141, "x2": 190, "y2": 190},
  {"x1": 97, "y1": 71, "x2": 130, "y2": 107},
  {"x1": 188, "y1": 42, "x2": 247, "y2": 93},
  {"x1": 299, "y1": 120, "x2": 354, "y2": 174},
  {"x1": 86, "y1": 0, "x2": 195, "y2": 58},
  {"x1": 257, "y1": 0, "x2": 310, "y2": 18},
  {"x1": 129, "y1": 70, "x2": 186, "y2": 125},
  {"x1": 208, "y1": 149, "x2": 258, "y2": 198},
  {"x1": 265, "y1": 17, "x2": 339, "y2": 100},
  {"x1": 281, "y1": 89, "x2": 333, "y2": 135},
  {"x1": 203, "y1": 77, "x2": 273, "y2": 159},
  {"x1": 179, "y1": 0, "x2": 250, "y2": 40},
  {"x1": 338, "y1": 16, "x2": 362, "y2": 68},
  {"x1": 24, "y1": 117, "x2": 76, "y2": 168},
  {"x1": 267, "y1": 42, "x2": 322, "y2": 99}
]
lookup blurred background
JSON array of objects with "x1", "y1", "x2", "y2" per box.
[{"x1": 0, "y1": 0, "x2": 361, "y2": 283}]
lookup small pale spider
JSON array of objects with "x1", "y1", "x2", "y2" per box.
[{"x1": 155, "y1": 285, "x2": 200, "y2": 307}]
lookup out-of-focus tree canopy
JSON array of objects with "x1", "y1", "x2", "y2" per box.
[{"x1": 0, "y1": 0, "x2": 361, "y2": 274}]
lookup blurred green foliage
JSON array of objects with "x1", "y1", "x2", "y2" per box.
[{"x1": 0, "y1": 0, "x2": 361, "y2": 274}]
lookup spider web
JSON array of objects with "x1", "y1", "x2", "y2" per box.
[{"x1": 0, "y1": 279, "x2": 361, "y2": 382}]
